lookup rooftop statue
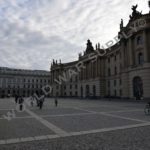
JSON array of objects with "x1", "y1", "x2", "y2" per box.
[
  {"x1": 120, "y1": 19, "x2": 123, "y2": 29},
  {"x1": 85, "y1": 39, "x2": 94, "y2": 54},
  {"x1": 129, "y1": 4, "x2": 142, "y2": 20},
  {"x1": 132, "y1": 4, "x2": 138, "y2": 12}
]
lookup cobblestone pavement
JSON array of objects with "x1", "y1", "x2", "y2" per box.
[{"x1": 0, "y1": 98, "x2": 149, "y2": 150}]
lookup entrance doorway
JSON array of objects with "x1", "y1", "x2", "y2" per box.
[{"x1": 133, "y1": 76, "x2": 143, "y2": 100}]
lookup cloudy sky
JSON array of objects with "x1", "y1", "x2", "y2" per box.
[{"x1": 0, "y1": 0, "x2": 149, "y2": 70}]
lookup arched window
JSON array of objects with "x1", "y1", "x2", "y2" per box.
[
  {"x1": 138, "y1": 53, "x2": 144, "y2": 65},
  {"x1": 137, "y1": 36, "x2": 143, "y2": 45}
]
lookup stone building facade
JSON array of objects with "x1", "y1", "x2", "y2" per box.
[
  {"x1": 50, "y1": 4, "x2": 150, "y2": 100},
  {"x1": 0, "y1": 67, "x2": 50, "y2": 98}
]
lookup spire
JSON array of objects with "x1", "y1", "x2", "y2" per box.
[
  {"x1": 98, "y1": 43, "x2": 100, "y2": 50},
  {"x1": 120, "y1": 19, "x2": 123, "y2": 30},
  {"x1": 96, "y1": 44, "x2": 98, "y2": 50}
]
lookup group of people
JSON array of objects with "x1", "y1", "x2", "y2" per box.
[
  {"x1": 14, "y1": 94, "x2": 58, "y2": 110},
  {"x1": 15, "y1": 95, "x2": 24, "y2": 111},
  {"x1": 35, "y1": 96, "x2": 45, "y2": 110}
]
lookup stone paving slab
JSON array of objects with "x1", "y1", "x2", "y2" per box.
[
  {"x1": 1, "y1": 125, "x2": 150, "y2": 150},
  {"x1": 79, "y1": 106, "x2": 129, "y2": 113},
  {"x1": 32, "y1": 107, "x2": 89, "y2": 116},
  {"x1": 0, "y1": 98, "x2": 149, "y2": 149},
  {"x1": 44, "y1": 113, "x2": 141, "y2": 132},
  {"x1": 0, "y1": 110, "x2": 30, "y2": 118},
  {"x1": 0, "y1": 118, "x2": 55, "y2": 140},
  {"x1": 0, "y1": 99, "x2": 15, "y2": 109},
  {"x1": 110, "y1": 110, "x2": 150, "y2": 122}
]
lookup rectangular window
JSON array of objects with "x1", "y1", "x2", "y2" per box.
[
  {"x1": 70, "y1": 85, "x2": 72, "y2": 89},
  {"x1": 114, "y1": 90, "x2": 117, "y2": 96},
  {"x1": 108, "y1": 81, "x2": 110, "y2": 87},
  {"x1": 115, "y1": 67, "x2": 117, "y2": 75},
  {"x1": 120, "y1": 79, "x2": 122, "y2": 85},
  {"x1": 108, "y1": 68, "x2": 111, "y2": 76},
  {"x1": 75, "y1": 84, "x2": 78, "y2": 89},
  {"x1": 120, "y1": 89, "x2": 122, "y2": 96},
  {"x1": 137, "y1": 36, "x2": 143, "y2": 45}
]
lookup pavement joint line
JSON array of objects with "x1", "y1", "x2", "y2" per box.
[
  {"x1": 74, "y1": 107, "x2": 148, "y2": 123},
  {"x1": 102, "y1": 109, "x2": 143, "y2": 113},
  {"x1": 74, "y1": 107, "x2": 97, "y2": 113},
  {"x1": 34, "y1": 135, "x2": 48, "y2": 140},
  {"x1": 0, "y1": 116, "x2": 33, "y2": 120},
  {"x1": 0, "y1": 109, "x2": 15, "y2": 110},
  {"x1": 41, "y1": 112, "x2": 95, "y2": 118},
  {"x1": 1, "y1": 108, "x2": 93, "y2": 118},
  {"x1": 69, "y1": 122, "x2": 150, "y2": 136},
  {"x1": 0, "y1": 108, "x2": 143, "y2": 120},
  {"x1": 46, "y1": 134, "x2": 60, "y2": 139},
  {"x1": 0, "y1": 135, "x2": 59, "y2": 145},
  {"x1": 6, "y1": 138, "x2": 20, "y2": 144},
  {"x1": 0, "y1": 140, "x2": 6, "y2": 145},
  {"x1": 20, "y1": 137, "x2": 36, "y2": 142},
  {"x1": 12, "y1": 116, "x2": 33, "y2": 119},
  {"x1": 1, "y1": 122, "x2": 150, "y2": 145},
  {"x1": 100, "y1": 112, "x2": 149, "y2": 123},
  {"x1": 74, "y1": 107, "x2": 143, "y2": 114},
  {"x1": 25, "y1": 109, "x2": 69, "y2": 136}
]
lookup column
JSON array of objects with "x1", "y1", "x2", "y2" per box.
[
  {"x1": 128, "y1": 38, "x2": 133, "y2": 66},
  {"x1": 120, "y1": 42, "x2": 125, "y2": 69},
  {"x1": 143, "y1": 30, "x2": 148, "y2": 62}
]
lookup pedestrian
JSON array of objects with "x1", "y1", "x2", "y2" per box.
[
  {"x1": 55, "y1": 97, "x2": 58, "y2": 107},
  {"x1": 34, "y1": 95, "x2": 40, "y2": 107},
  {"x1": 30, "y1": 96, "x2": 34, "y2": 107},
  {"x1": 18, "y1": 96, "x2": 24, "y2": 111},
  {"x1": 15, "y1": 94, "x2": 18, "y2": 104},
  {"x1": 39, "y1": 96, "x2": 45, "y2": 110}
]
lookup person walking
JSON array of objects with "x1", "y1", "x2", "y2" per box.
[
  {"x1": 18, "y1": 96, "x2": 24, "y2": 111},
  {"x1": 30, "y1": 96, "x2": 34, "y2": 107},
  {"x1": 55, "y1": 97, "x2": 58, "y2": 107},
  {"x1": 15, "y1": 94, "x2": 19, "y2": 104},
  {"x1": 39, "y1": 96, "x2": 45, "y2": 110}
]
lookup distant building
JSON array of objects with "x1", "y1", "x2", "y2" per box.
[
  {"x1": 0, "y1": 67, "x2": 50, "y2": 98},
  {"x1": 50, "y1": 4, "x2": 150, "y2": 100}
]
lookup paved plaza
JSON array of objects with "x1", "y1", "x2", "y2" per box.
[{"x1": 0, "y1": 98, "x2": 150, "y2": 150}]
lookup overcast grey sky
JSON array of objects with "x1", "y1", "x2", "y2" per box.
[{"x1": 0, "y1": 0, "x2": 149, "y2": 70}]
